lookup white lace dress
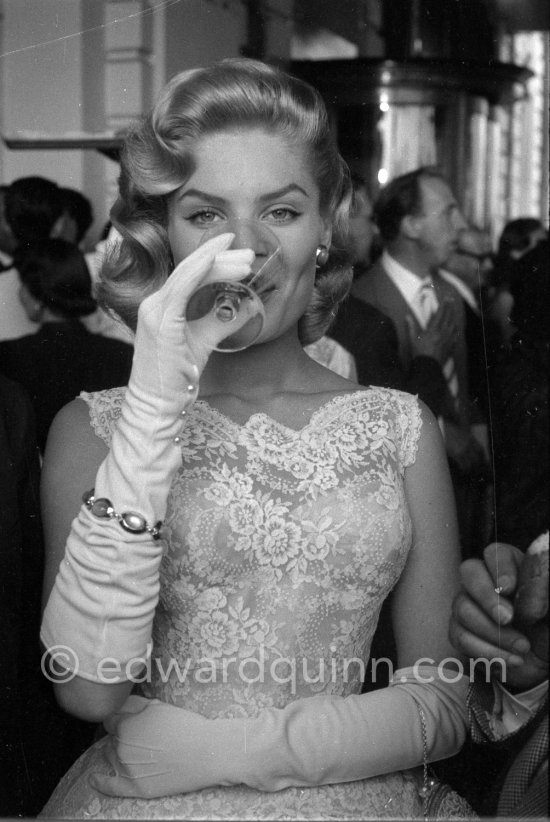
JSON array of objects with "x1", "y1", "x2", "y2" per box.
[{"x1": 42, "y1": 386, "x2": 429, "y2": 819}]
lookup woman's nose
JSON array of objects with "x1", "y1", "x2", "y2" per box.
[{"x1": 230, "y1": 221, "x2": 270, "y2": 258}]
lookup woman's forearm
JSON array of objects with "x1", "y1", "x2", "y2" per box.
[
  {"x1": 92, "y1": 666, "x2": 468, "y2": 797},
  {"x1": 41, "y1": 236, "x2": 251, "y2": 686}
]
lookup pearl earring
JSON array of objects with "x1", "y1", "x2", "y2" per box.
[{"x1": 315, "y1": 245, "x2": 329, "y2": 269}]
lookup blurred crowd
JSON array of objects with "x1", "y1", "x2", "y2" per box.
[
  {"x1": 0, "y1": 169, "x2": 547, "y2": 814},
  {"x1": 329, "y1": 169, "x2": 548, "y2": 558}
]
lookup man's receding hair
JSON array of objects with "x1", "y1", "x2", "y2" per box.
[{"x1": 373, "y1": 166, "x2": 448, "y2": 243}]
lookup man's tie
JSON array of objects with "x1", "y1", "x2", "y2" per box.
[
  {"x1": 417, "y1": 279, "x2": 438, "y2": 327},
  {"x1": 416, "y1": 279, "x2": 459, "y2": 405}
]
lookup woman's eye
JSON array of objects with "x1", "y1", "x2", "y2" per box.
[
  {"x1": 267, "y1": 208, "x2": 299, "y2": 223},
  {"x1": 188, "y1": 210, "x2": 221, "y2": 226}
]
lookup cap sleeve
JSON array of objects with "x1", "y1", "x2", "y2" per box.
[
  {"x1": 79, "y1": 387, "x2": 126, "y2": 448},
  {"x1": 390, "y1": 390, "x2": 423, "y2": 472}
]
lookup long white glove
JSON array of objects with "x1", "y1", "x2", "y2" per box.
[
  {"x1": 41, "y1": 235, "x2": 254, "y2": 682},
  {"x1": 92, "y1": 666, "x2": 468, "y2": 798}
]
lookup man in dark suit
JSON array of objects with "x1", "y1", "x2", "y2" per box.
[
  {"x1": 330, "y1": 173, "x2": 462, "y2": 685},
  {"x1": 439, "y1": 227, "x2": 496, "y2": 554},
  {"x1": 329, "y1": 173, "x2": 451, "y2": 417},
  {"x1": 352, "y1": 167, "x2": 487, "y2": 553}
]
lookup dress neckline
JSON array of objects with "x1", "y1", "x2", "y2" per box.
[{"x1": 194, "y1": 388, "x2": 375, "y2": 435}]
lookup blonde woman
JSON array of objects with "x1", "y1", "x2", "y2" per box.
[{"x1": 41, "y1": 58, "x2": 471, "y2": 819}]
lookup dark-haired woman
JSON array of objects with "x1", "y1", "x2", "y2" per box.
[{"x1": 0, "y1": 238, "x2": 133, "y2": 451}]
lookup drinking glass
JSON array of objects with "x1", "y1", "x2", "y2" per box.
[{"x1": 185, "y1": 220, "x2": 283, "y2": 352}]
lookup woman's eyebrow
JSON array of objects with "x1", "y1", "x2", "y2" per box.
[
  {"x1": 176, "y1": 188, "x2": 225, "y2": 205},
  {"x1": 177, "y1": 184, "x2": 310, "y2": 204},
  {"x1": 257, "y1": 184, "x2": 310, "y2": 202}
]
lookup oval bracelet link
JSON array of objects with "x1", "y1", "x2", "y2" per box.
[{"x1": 82, "y1": 489, "x2": 163, "y2": 540}]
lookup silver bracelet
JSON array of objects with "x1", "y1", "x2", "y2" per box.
[
  {"x1": 414, "y1": 699, "x2": 441, "y2": 820},
  {"x1": 82, "y1": 489, "x2": 163, "y2": 540}
]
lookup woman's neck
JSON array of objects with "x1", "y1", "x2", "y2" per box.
[
  {"x1": 199, "y1": 326, "x2": 357, "y2": 428},
  {"x1": 200, "y1": 328, "x2": 308, "y2": 399},
  {"x1": 199, "y1": 328, "x2": 355, "y2": 428}
]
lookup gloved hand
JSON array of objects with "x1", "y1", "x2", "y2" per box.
[
  {"x1": 91, "y1": 666, "x2": 468, "y2": 798},
  {"x1": 92, "y1": 696, "x2": 240, "y2": 797},
  {"x1": 41, "y1": 235, "x2": 254, "y2": 682},
  {"x1": 96, "y1": 233, "x2": 254, "y2": 522}
]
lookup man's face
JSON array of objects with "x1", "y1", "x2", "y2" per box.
[{"x1": 414, "y1": 177, "x2": 466, "y2": 269}]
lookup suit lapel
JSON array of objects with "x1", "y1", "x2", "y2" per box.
[{"x1": 355, "y1": 259, "x2": 417, "y2": 368}]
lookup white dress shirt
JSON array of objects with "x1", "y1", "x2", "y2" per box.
[
  {"x1": 382, "y1": 251, "x2": 459, "y2": 407},
  {"x1": 382, "y1": 250, "x2": 438, "y2": 329}
]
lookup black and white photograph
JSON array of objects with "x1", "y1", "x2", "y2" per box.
[{"x1": 0, "y1": 1, "x2": 547, "y2": 818}]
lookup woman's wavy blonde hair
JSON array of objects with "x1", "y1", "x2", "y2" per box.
[{"x1": 98, "y1": 57, "x2": 352, "y2": 345}]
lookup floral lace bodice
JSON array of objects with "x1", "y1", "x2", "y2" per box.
[
  {"x1": 41, "y1": 387, "x2": 442, "y2": 819},
  {"x1": 82, "y1": 387, "x2": 421, "y2": 720}
]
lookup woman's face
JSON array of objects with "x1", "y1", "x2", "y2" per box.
[{"x1": 167, "y1": 128, "x2": 331, "y2": 343}]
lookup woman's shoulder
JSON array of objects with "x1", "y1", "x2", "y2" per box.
[
  {"x1": 47, "y1": 387, "x2": 125, "y2": 455},
  {"x1": 337, "y1": 387, "x2": 424, "y2": 469},
  {"x1": 343, "y1": 384, "x2": 421, "y2": 413},
  {"x1": 43, "y1": 394, "x2": 112, "y2": 497}
]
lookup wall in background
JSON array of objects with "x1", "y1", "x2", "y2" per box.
[{"x1": 0, "y1": 0, "x2": 547, "y2": 249}]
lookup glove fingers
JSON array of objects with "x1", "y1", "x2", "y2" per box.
[
  {"x1": 138, "y1": 233, "x2": 234, "y2": 323},
  {"x1": 187, "y1": 292, "x2": 259, "y2": 353},
  {"x1": 90, "y1": 743, "x2": 140, "y2": 797},
  {"x1": 137, "y1": 235, "x2": 253, "y2": 348},
  {"x1": 90, "y1": 771, "x2": 141, "y2": 798},
  {"x1": 165, "y1": 234, "x2": 240, "y2": 299},
  {"x1": 167, "y1": 248, "x2": 254, "y2": 304},
  {"x1": 158, "y1": 245, "x2": 253, "y2": 341},
  {"x1": 203, "y1": 248, "x2": 255, "y2": 286}
]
